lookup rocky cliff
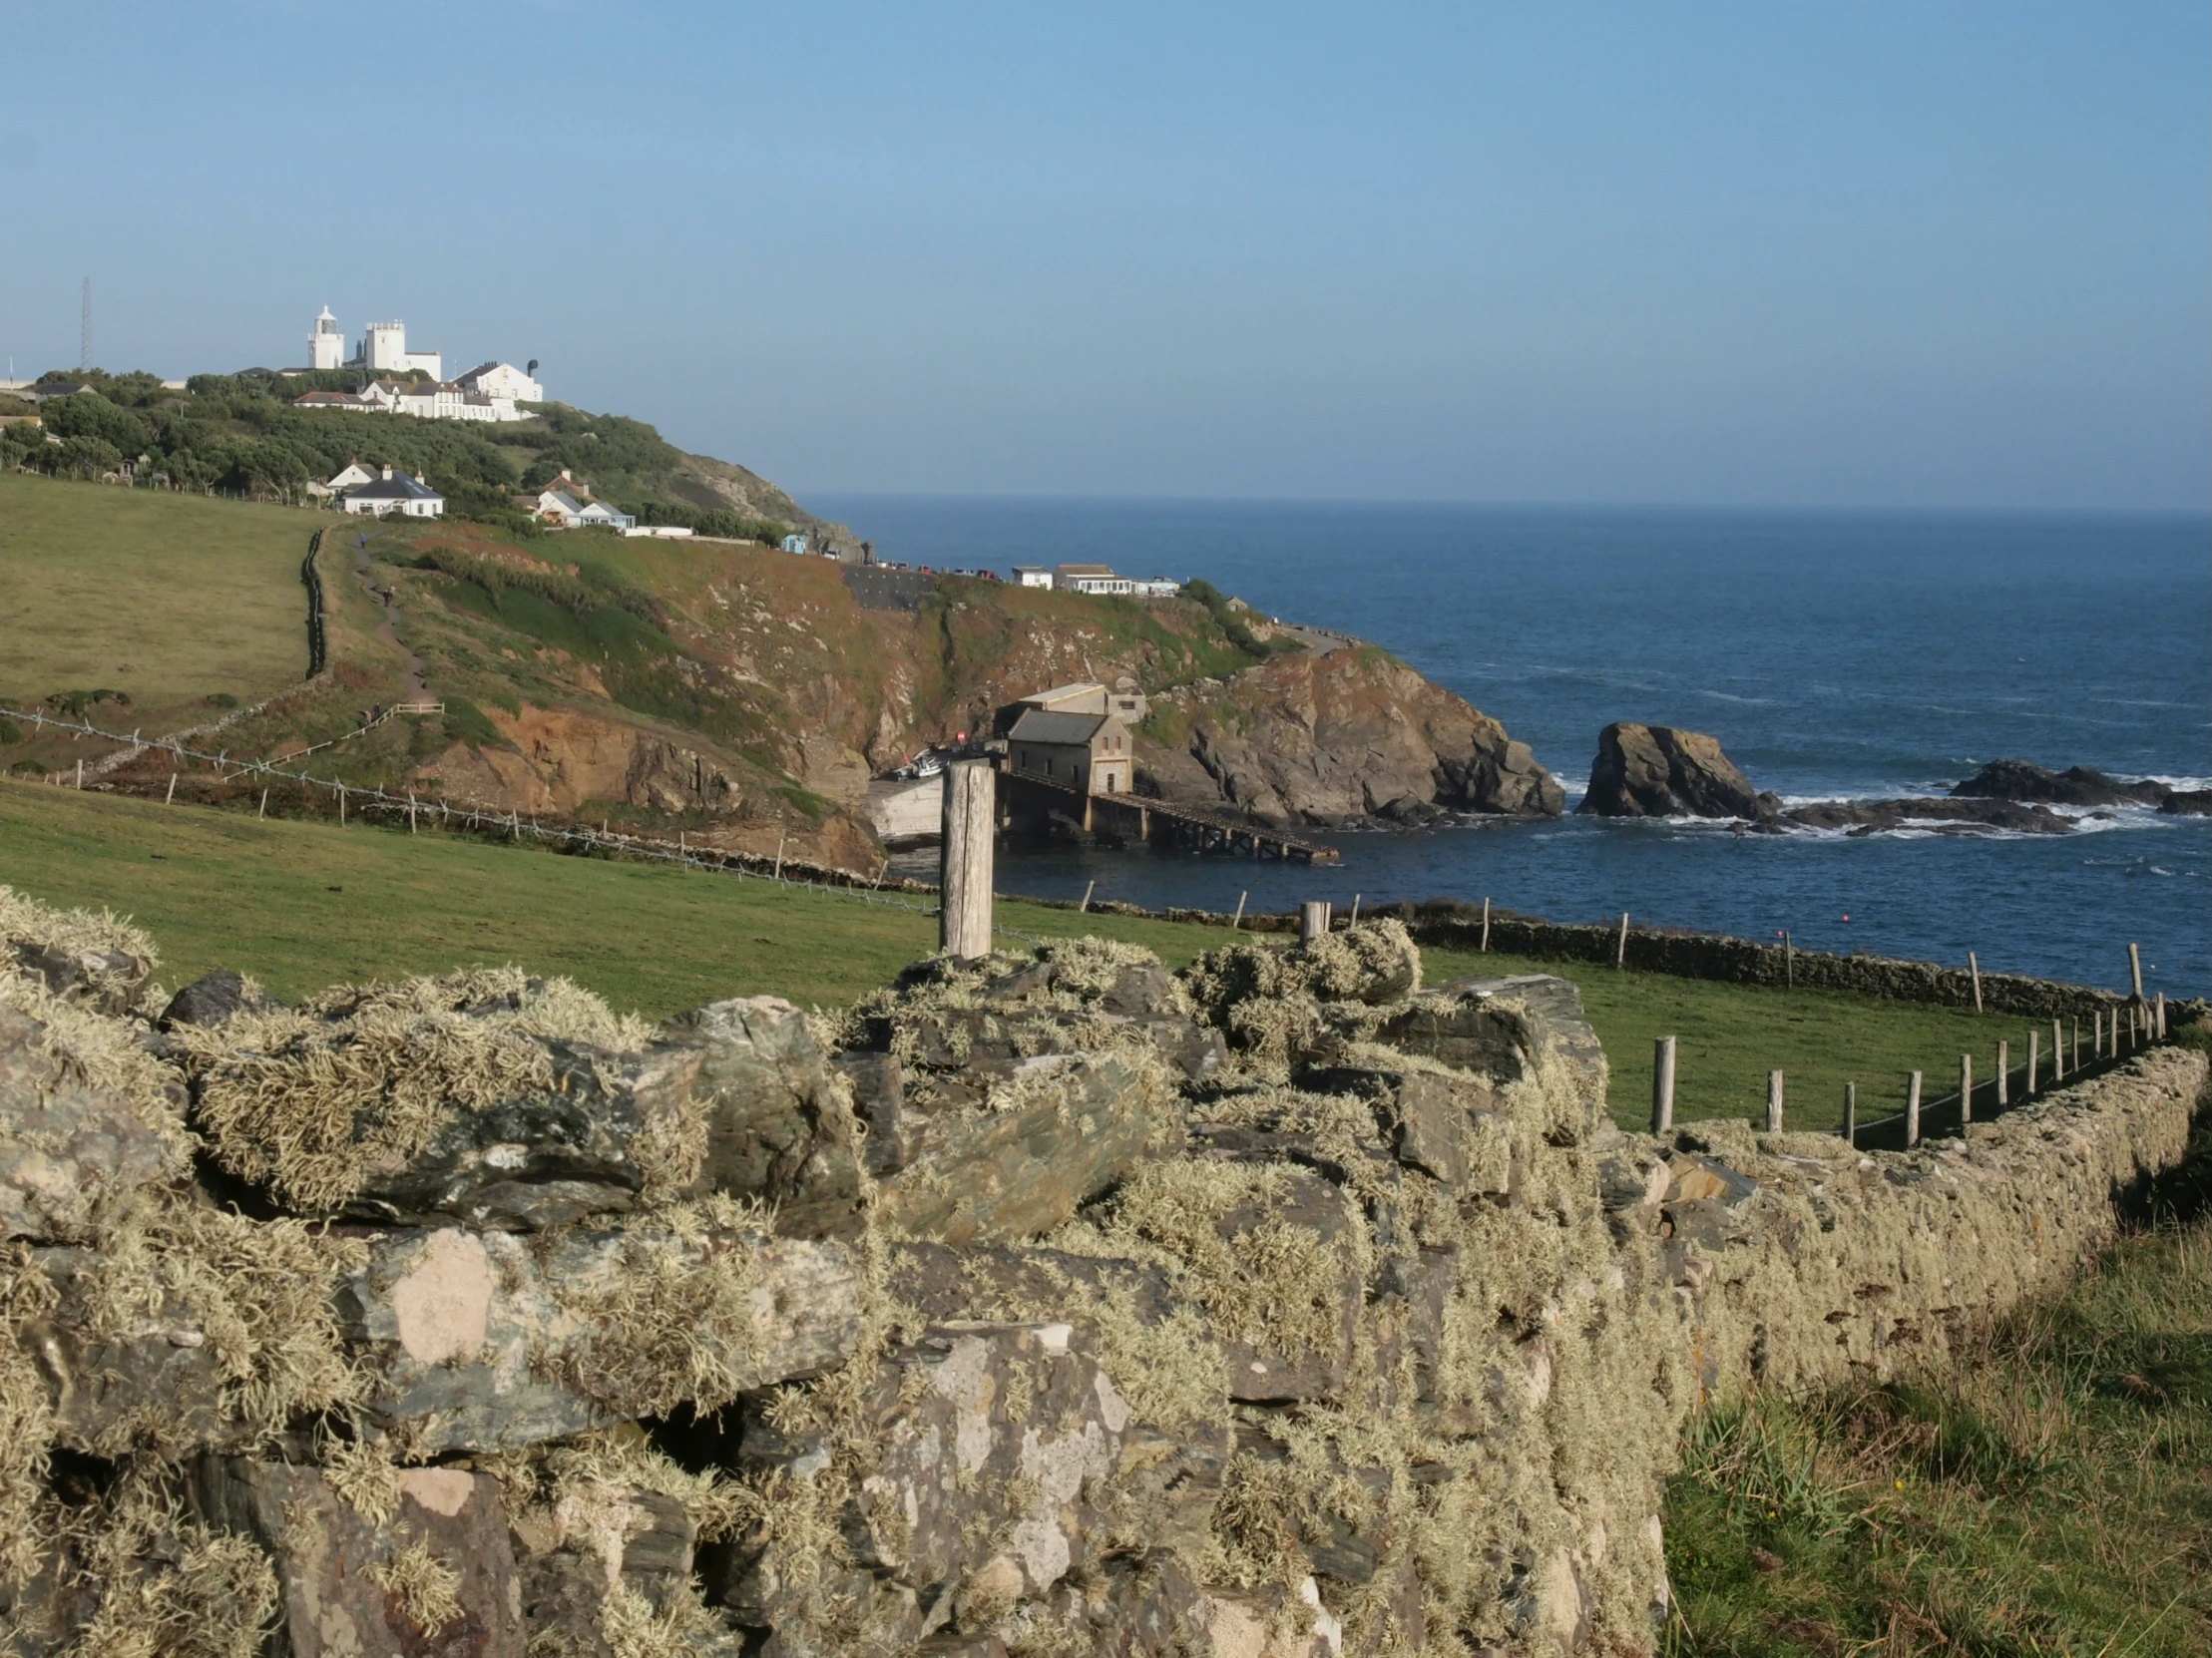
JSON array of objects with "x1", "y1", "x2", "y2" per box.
[
  {"x1": 6, "y1": 881, "x2": 2199, "y2": 1656},
  {"x1": 1137, "y1": 643, "x2": 1564, "y2": 826},
  {"x1": 1577, "y1": 723, "x2": 1771, "y2": 820}
]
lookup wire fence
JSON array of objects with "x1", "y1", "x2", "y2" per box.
[{"x1": 5, "y1": 703, "x2": 970, "y2": 933}]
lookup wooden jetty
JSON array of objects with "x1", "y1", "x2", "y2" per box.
[{"x1": 1002, "y1": 764, "x2": 1339, "y2": 864}]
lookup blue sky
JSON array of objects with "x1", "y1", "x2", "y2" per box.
[{"x1": 2, "y1": 1, "x2": 2205, "y2": 509}]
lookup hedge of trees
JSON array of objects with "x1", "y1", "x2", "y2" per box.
[{"x1": 0, "y1": 369, "x2": 785, "y2": 545}]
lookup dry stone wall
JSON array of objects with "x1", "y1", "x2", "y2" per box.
[{"x1": 0, "y1": 883, "x2": 2202, "y2": 1657}]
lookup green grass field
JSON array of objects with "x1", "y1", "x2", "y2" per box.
[
  {"x1": 0, "y1": 472, "x2": 317, "y2": 713},
  {"x1": 2, "y1": 776, "x2": 2026, "y2": 1131}
]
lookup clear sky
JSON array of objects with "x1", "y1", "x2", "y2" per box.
[{"x1": 2, "y1": 1, "x2": 2205, "y2": 510}]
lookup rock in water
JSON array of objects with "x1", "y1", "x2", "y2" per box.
[
  {"x1": 1950, "y1": 758, "x2": 2168, "y2": 807},
  {"x1": 1578, "y1": 721, "x2": 1770, "y2": 819}
]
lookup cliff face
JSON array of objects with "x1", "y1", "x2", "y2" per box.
[{"x1": 1135, "y1": 643, "x2": 1564, "y2": 826}]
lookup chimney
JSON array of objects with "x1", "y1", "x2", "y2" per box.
[{"x1": 381, "y1": 465, "x2": 392, "y2": 481}]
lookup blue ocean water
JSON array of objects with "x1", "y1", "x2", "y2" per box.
[{"x1": 813, "y1": 497, "x2": 2212, "y2": 998}]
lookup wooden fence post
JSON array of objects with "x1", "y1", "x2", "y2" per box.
[
  {"x1": 407, "y1": 793, "x2": 417, "y2": 834},
  {"x1": 2072, "y1": 1017, "x2": 2081, "y2": 1070},
  {"x1": 1842, "y1": 1081, "x2": 1857, "y2": 1146},
  {"x1": 2156, "y1": 993, "x2": 2166, "y2": 1039},
  {"x1": 257, "y1": 788, "x2": 267, "y2": 820},
  {"x1": 74, "y1": 759, "x2": 82, "y2": 789},
  {"x1": 773, "y1": 832, "x2": 787, "y2": 882},
  {"x1": 337, "y1": 783, "x2": 345, "y2": 825},
  {"x1": 1969, "y1": 952, "x2": 1983, "y2": 1013},
  {"x1": 2051, "y1": 1018, "x2": 2064, "y2": 1080},
  {"x1": 1349, "y1": 894, "x2": 1361, "y2": 926},
  {"x1": 1480, "y1": 897, "x2": 1491, "y2": 953},
  {"x1": 1652, "y1": 1036, "x2": 1676, "y2": 1134},
  {"x1": 1784, "y1": 931, "x2": 1793, "y2": 989},
  {"x1": 1959, "y1": 1052, "x2": 1973, "y2": 1128},
  {"x1": 1079, "y1": 879, "x2": 1095, "y2": 915},
  {"x1": 2128, "y1": 942, "x2": 2144, "y2": 1003},
  {"x1": 165, "y1": 772, "x2": 177, "y2": 805},
  {"x1": 1231, "y1": 891, "x2": 1246, "y2": 931},
  {"x1": 1765, "y1": 1070, "x2": 1784, "y2": 1133},
  {"x1": 2026, "y1": 1028, "x2": 2038, "y2": 1094},
  {"x1": 1995, "y1": 1039, "x2": 2008, "y2": 1107},
  {"x1": 1300, "y1": 901, "x2": 1332, "y2": 944},
  {"x1": 940, "y1": 760, "x2": 996, "y2": 963},
  {"x1": 2093, "y1": 1009, "x2": 2104, "y2": 1057},
  {"x1": 1616, "y1": 911, "x2": 1629, "y2": 968},
  {"x1": 1906, "y1": 1071, "x2": 1922, "y2": 1148}
]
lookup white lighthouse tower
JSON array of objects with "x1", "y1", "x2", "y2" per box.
[{"x1": 308, "y1": 306, "x2": 344, "y2": 371}]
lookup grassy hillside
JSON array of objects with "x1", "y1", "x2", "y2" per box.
[
  {"x1": 0, "y1": 472, "x2": 316, "y2": 716},
  {"x1": 1, "y1": 775, "x2": 2032, "y2": 1129}
]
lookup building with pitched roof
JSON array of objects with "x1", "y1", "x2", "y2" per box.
[{"x1": 338, "y1": 465, "x2": 444, "y2": 519}]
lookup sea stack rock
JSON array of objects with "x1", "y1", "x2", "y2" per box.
[{"x1": 1577, "y1": 722, "x2": 1771, "y2": 819}]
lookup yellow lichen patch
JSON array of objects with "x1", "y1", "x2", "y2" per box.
[
  {"x1": 172, "y1": 968, "x2": 649, "y2": 1214},
  {"x1": 540, "y1": 1230, "x2": 765, "y2": 1420},
  {"x1": 367, "y1": 1538, "x2": 464, "y2": 1632}
]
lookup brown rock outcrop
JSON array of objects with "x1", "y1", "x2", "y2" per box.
[
  {"x1": 1134, "y1": 645, "x2": 1563, "y2": 826},
  {"x1": 1577, "y1": 722, "x2": 1771, "y2": 819}
]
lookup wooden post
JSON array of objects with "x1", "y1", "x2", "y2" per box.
[
  {"x1": 1959, "y1": 1053, "x2": 1973, "y2": 1128},
  {"x1": 2051, "y1": 1018, "x2": 2064, "y2": 1080},
  {"x1": 2128, "y1": 942, "x2": 2144, "y2": 1003},
  {"x1": 2156, "y1": 992, "x2": 2166, "y2": 1039},
  {"x1": 1842, "y1": 1081, "x2": 1857, "y2": 1146},
  {"x1": 257, "y1": 788, "x2": 267, "y2": 820},
  {"x1": 2072, "y1": 1018, "x2": 2081, "y2": 1070},
  {"x1": 1299, "y1": 901, "x2": 1332, "y2": 944},
  {"x1": 165, "y1": 772, "x2": 177, "y2": 805},
  {"x1": 407, "y1": 792, "x2": 417, "y2": 834},
  {"x1": 1349, "y1": 894, "x2": 1361, "y2": 926},
  {"x1": 1480, "y1": 897, "x2": 1491, "y2": 953},
  {"x1": 1969, "y1": 952, "x2": 1983, "y2": 1013},
  {"x1": 1995, "y1": 1039, "x2": 2008, "y2": 1107},
  {"x1": 1784, "y1": 931, "x2": 1793, "y2": 989},
  {"x1": 773, "y1": 831, "x2": 786, "y2": 882},
  {"x1": 677, "y1": 830, "x2": 685, "y2": 864},
  {"x1": 1652, "y1": 1036, "x2": 1676, "y2": 1133},
  {"x1": 2027, "y1": 1028, "x2": 2039, "y2": 1093},
  {"x1": 1765, "y1": 1069, "x2": 1784, "y2": 1133},
  {"x1": 1231, "y1": 891, "x2": 1246, "y2": 931},
  {"x1": 1616, "y1": 911, "x2": 1629, "y2": 969},
  {"x1": 1079, "y1": 879, "x2": 1095, "y2": 914},
  {"x1": 337, "y1": 784, "x2": 345, "y2": 825},
  {"x1": 75, "y1": 759, "x2": 83, "y2": 789},
  {"x1": 2093, "y1": 1009, "x2": 2104, "y2": 1057},
  {"x1": 939, "y1": 760, "x2": 996, "y2": 963},
  {"x1": 1905, "y1": 1071, "x2": 1922, "y2": 1148}
]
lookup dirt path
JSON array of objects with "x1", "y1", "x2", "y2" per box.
[{"x1": 347, "y1": 533, "x2": 431, "y2": 701}]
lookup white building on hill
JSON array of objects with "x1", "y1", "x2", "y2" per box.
[
  {"x1": 454, "y1": 360, "x2": 542, "y2": 403},
  {"x1": 338, "y1": 465, "x2": 444, "y2": 519},
  {"x1": 354, "y1": 319, "x2": 442, "y2": 379},
  {"x1": 308, "y1": 306, "x2": 345, "y2": 370}
]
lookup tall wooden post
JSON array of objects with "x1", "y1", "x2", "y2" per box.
[
  {"x1": 940, "y1": 760, "x2": 996, "y2": 963},
  {"x1": 1480, "y1": 897, "x2": 1491, "y2": 953},
  {"x1": 1969, "y1": 952, "x2": 1983, "y2": 1013},
  {"x1": 2051, "y1": 1018, "x2": 2064, "y2": 1081},
  {"x1": 2026, "y1": 1029, "x2": 2038, "y2": 1094},
  {"x1": 2093, "y1": 1010, "x2": 2104, "y2": 1057},
  {"x1": 1784, "y1": 931, "x2": 1793, "y2": 989},
  {"x1": 2156, "y1": 993, "x2": 2166, "y2": 1039},
  {"x1": 1905, "y1": 1071, "x2": 1922, "y2": 1148},
  {"x1": 1652, "y1": 1036, "x2": 1676, "y2": 1134},
  {"x1": 1300, "y1": 901, "x2": 1332, "y2": 944},
  {"x1": 1231, "y1": 891, "x2": 1246, "y2": 931},
  {"x1": 1765, "y1": 1070, "x2": 1784, "y2": 1133},
  {"x1": 1995, "y1": 1039, "x2": 2008, "y2": 1107},
  {"x1": 2128, "y1": 942, "x2": 2144, "y2": 1003},
  {"x1": 1959, "y1": 1053, "x2": 1973, "y2": 1128},
  {"x1": 1616, "y1": 911, "x2": 1629, "y2": 968},
  {"x1": 1842, "y1": 1081, "x2": 1856, "y2": 1146}
]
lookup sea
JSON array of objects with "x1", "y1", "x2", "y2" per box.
[{"x1": 811, "y1": 497, "x2": 2212, "y2": 1000}]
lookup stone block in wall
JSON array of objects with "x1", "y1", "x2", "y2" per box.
[
  {"x1": 188, "y1": 1458, "x2": 524, "y2": 1657},
  {"x1": 6, "y1": 937, "x2": 155, "y2": 1019},
  {"x1": 1379, "y1": 973, "x2": 1607, "y2": 1134},
  {"x1": 709, "y1": 1322, "x2": 1136, "y2": 1655},
  {"x1": 511, "y1": 1481, "x2": 740, "y2": 1656},
  {"x1": 876, "y1": 1052, "x2": 1176, "y2": 1243},
  {"x1": 659, "y1": 996, "x2": 867, "y2": 1237},
  {"x1": 336, "y1": 1224, "x2": 860, "y2": 1451},
  {"x1": 1, "y1": 1002, "x2": 186, "y2": 1241},
  {"x1": 18, "y1": 1243, "x2": 227, "y2": 1454}
]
